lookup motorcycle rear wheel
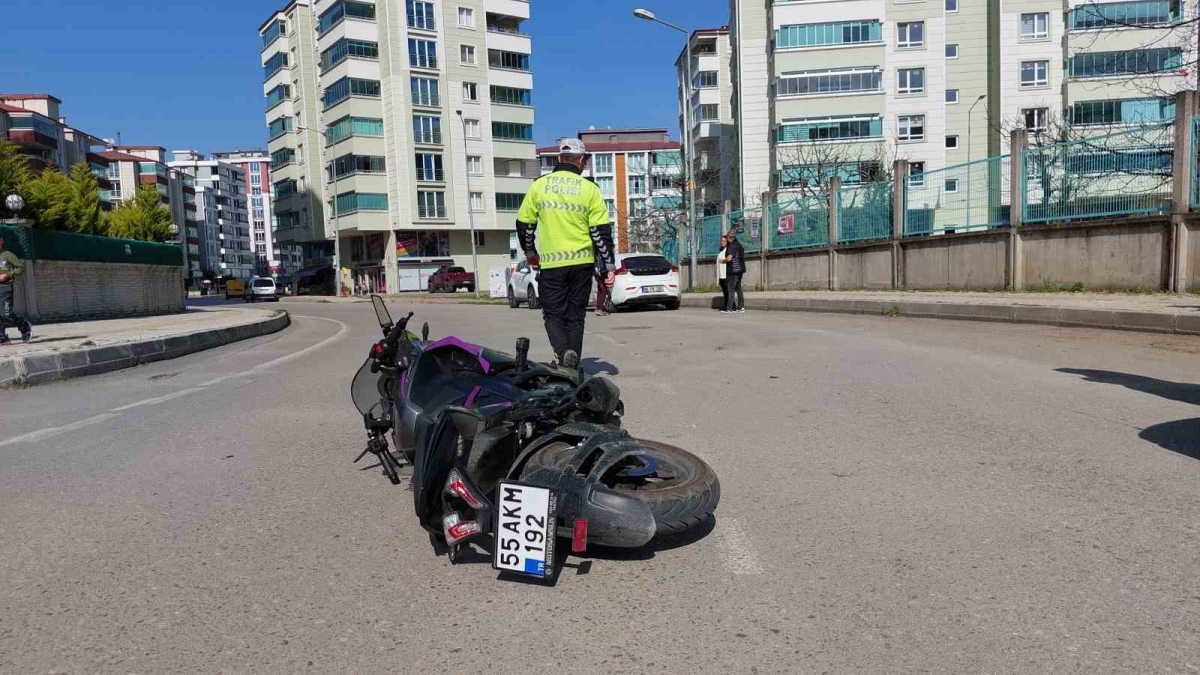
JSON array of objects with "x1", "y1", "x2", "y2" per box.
[{"x1": 521, "y1": 439, "x2": 719, "y2": 537}]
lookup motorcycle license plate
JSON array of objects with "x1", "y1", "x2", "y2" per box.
[
  {"x1": 493, "y1": 481, "x2": 557, "y2": 578},
  {"x1": 643, "y1": 285, "x2": 665, "y2": 294}
]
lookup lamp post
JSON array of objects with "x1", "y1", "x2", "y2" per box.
[
  {"x1": 966, "y1": 94, "x2": 987, "y2": 228},
  {"x1": 4, "y1": 194, "x2": 25, "y2": 224},
  {"x1": 169, "y1": 222, "x2": 188, "y2": 304},
  {"x1": 455, "y1": 110, "x2": 482, "y2": 299},
  {"x1": 634, "y1": 7, "x2": 697, "y2": 289},
  {"x1": 296, "y1": 124, "x2": 340, "y2": 296}
]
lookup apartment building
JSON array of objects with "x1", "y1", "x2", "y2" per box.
[
  {"x1": 675, "y1": 28, "x2": 739, "y2": 214},
  {"x1": 258, "y1": 0, "x2": 536, "y2": 293},
  {"x1": 536, "y1": 128, "x2": 683, "y2": 254},
  {"x1": 0, "y1": 94, "x2": 113, "y2": 208},
  {"x1": 169, "y1": 151, "x2": 256, "y2": 280},
  {"x1": 168, "y1": 168, "x2": 204, "y2": 285},
  {"x1": 725, "y1": 0, "x2": 1196, "y2": 205},
  {"x1": 212, "y1": 150, "x2": 302, "y2": 277}
]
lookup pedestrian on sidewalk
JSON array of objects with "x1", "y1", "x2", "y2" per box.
[
  {"x1": 716, "y1": 235, "x2": 729, "y2": 311},
  {"x1": 722, "y1": 228, "x2": 745, "y2": 314},
  {"x1": 0, "y1": 237, "x2": 32, "y2": 343}
]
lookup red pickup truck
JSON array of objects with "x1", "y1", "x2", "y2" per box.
[{"x1": 427, "y1": 266, "x2": 475, "y2": 293}]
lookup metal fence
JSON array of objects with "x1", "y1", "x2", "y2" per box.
[
  {"x1": 905, "y1": 155, "x2": 1012, "y2": 235},
  {"x1": 697, "y1": 214, "x2": 725, "y2": 257},
  {"x1": 766, "y1": 195, "x2": 830, "y2": 251},
  {"x1": 836, "y1": 182, "x2": 893, "y2": 244},
  {"x1": 728, "y1": 208, "x2": 763, "y2": 253},
  {"x1": 0, "y1": 224, "x2": 182, "y2": 266},
  {"x1": 1022, "y1": 122, "x2": 1174, "y2": 223}
]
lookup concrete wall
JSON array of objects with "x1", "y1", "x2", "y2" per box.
[
  {"x1": 836, "y1": 244, "x2": 894, "y2": 290},
  {"x1": 1021, "y1": 221, "x2": 1169, "y2": 291},
  {"x1": 765, "y1": 249, "x2": 829, "y2": 290},
  {"x1": 903, "y1": 232, "x2": 1008, "y2": 291},
  {"x1": 1188, "y1": 220, "x2": 1200, "y2": 290},
  {"x1": 13, "y1": 260, "x2": 184, "y2": 322}
]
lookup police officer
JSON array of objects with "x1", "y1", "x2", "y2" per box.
[{"x1": 516, "y1": 138, "x2": 615, "y2": 365}]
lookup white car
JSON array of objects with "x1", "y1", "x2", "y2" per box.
[
  {"x1": 245, "y1": 276, "x2": 280, "y2": 302},
  {"x1": 605, "y1": 253, "x2": 681, "y2": 312},
  {"x1": 507, "y1": 259, "x2": 597, "y2": 310}
]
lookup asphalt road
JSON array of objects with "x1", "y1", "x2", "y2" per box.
[{"x1": 2, "y1": 298, "x2": 1199, "y2": 674}]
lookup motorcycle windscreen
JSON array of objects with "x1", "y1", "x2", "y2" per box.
[{"x1": 350, "y1": 358, "x2": 385, "y2": 417}]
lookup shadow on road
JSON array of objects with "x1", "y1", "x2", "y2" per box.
[
  {"x1": 1139, "y1": 418, "x2": 1200, "y2": 460},
  {"x1": 581, "y1": 357, "x2": 620, "y2": 376},
  {"x1": 1056, "y1": 368, "x2": 1200, "y2": 406}
]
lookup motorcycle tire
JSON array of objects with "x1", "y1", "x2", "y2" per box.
[{"x1": 521, "y1": 439, "x2": 719, "y2": 537}]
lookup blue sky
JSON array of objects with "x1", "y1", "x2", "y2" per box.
[{"x1": 0, "y1": 0, "x2": 726, "y2": 155}]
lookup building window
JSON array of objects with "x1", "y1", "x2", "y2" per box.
[
  {"x1": 1069, "y1": 1, "x2": 1176, "y2": 30},
  {"x1": 467, "y1": 155, "x2": 482, "y2": 175},
  {"x1": 496, "y1": 193, "x2": 524, "y2": 211},
  {"x1": 775, "y1": 20, "x2": 882, "y2": 49},
  {"x1": 595, "y1": 176, "x2": 615, "y2": 197},
  {"x1": 251, "y1": 172, "x2": 262, "y2": 185},
  {"x1": 697, "y1": 104, "x2": 719, "y2": 121},
  {"x1": 945, "y1": 178, "x2": 959, "y2": 193},
  {"x1": 491, "y1": 122, "x2": 532, "y2": 140},
  {"x1": 778, "y1": 115, "x2": 883, "y2": 142},
  {"x1": 266, "y1": 84, "x2": 292, "y2": 110},
  {"x1": 490, "y1": 85, "x2": 532, "y2": 106},
  {"x1": 464, "y1": 118, "x2": 481, "y2": 138},
  {"x1": 416, "y1": 191, "x2": 446, "y2": 218},
  {"x1": 1020, "y1": 60, "x2": 1049, "y2": 87},
  {"x1": 334, "y1": 192, "x2": 388, "y2": 216},
  {"x1": 488, "y1": 50, "x2": 530, "y2": 71},
  {"x1": 1066, "y1": 97, "x2": 1176, "y2": 126},
  {"x1": 897, "y1": 22, "x2": 924, "y2": 48},
  {"x1": 408, "y1": 39, "x2": 438, "y2": 69},
  {"x1": 946, "y1": 135, "x2": 959, "y2": 149},
  {"x1": 323, "y1": 77, "x2": 381, "y2": 108},
  {"x1": 946, "y1": 89, "x2": 959, "y2": 103},
  {"x1": 946, "y1": 44, "x2": 958, "y2": 58},
  {"x1": 1023, "y1": 107, "x2": 1048, "y2": 130},
  {"x1": 460, "y1": 44, "x2": 476, "y2": 65},
  {"x1": 410, "y1": 77, "x2": 440, "y2": 107},
  {"x1": 473, "y1": 231, "x2": 486, "y2": 246},
  {"x1": 317, "y1": 1, "x2": 376, "y2": 36},
  {"x1": 626, "y1": 153, "x2": 647, "y2": 173},
  {"x1": 263, "y1": 52, "x2": 289, "y2": 80},
  {"x1": 331, "y1": 155, "x2": 387, "y2": 178},
  {"x1": 777, "y1": 68, "x2": 883, "y2": 97},
  {"x1": 320, "y1": 38, "x2": 379, "y2": 71},
  {"x1": 1068, "y1": 48, "x2": 1181, "y2": 78},
  {"x1": 897, "y1": 115, "x2": 925, "y2": 141},
  {"x1": 1020, "y1": 12, "x2": 1050, "y2": 39},
  {"x1": 406, "y1": 0, "x2": 436, "y2": 30},
  {"x1": 415, "y1": 153, "x2": 444, "y2": 181},
  {"x1": 470, "y1": 191, "x2": 484, "y2": 211},
  {"x1": 271, "y1": 147, "x2": 296, "y2": 167},
  {"x1": 605, "y1": 199, "x2": 615, "y2": 219},
  {"x1": 945, "y1": 0, "x2": 958, "y2": 11},
  {"x1": 628, "y1": 175, "x2": 646, "y2": 195},
  {"x1": 694, "y1": 71, "x2": 719, "y2": 88},
  {"x1": 413, "y1": 115, "x2": 442, "y2": 144},
  {"x1": 909, "y1": 161, "x2": 925, "y2": 186},
  {"x1": 327, "y1": 116, "x2": 385, "y2": 143},
  {"x1": 593, "y1": 154, "x2": 614, "y2": 173},
  {"x1": 458, "y1": 7, "x2": 475, "y2": 27},
  {"x1": 462, "y1": 82, "x2": 478, "y2": 101},
  {"x1": 897, "y1": 68, "x2": 925, "y2": 95}
]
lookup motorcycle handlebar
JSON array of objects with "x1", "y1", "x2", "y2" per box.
[{"x1": 384, "y1": 312, "x2": 414, "y2": 350}]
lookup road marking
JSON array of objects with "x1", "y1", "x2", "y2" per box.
[
  {"x1": 0, "y1": 414, "x2": 121, "y2": 448},
  {"x1": 713, "y1": 517, "x2": 765, "y2": 576},
  {"x1": 0, "y1": 316, "x2": 349, "y2": 448}
]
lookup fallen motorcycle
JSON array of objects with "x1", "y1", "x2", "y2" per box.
[{"x1": 350, "y1": 295, "x2": 720, "y2": 579}]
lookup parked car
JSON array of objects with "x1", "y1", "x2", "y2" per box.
[
  {"x1": 605, "y1": 253, "x2": 680, "y2": 312},
  {"x1": 507, "y1": 260, "x2": 598, "y2": 309},
  {"x1": 246, "y1": 277, "x2": 281, "y2": 302},
  {"x1": 428, "y1": 266, "x2": 475, "y2": 293},
  {"x1": 224, "y1": 279, "x2": 246, "y2": 301}
]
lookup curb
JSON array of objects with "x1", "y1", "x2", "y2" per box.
[
  {"x1": 0, "y1": 311, "x2": 291, "y2": 388},
  {"x1": 680, "y1": 296, "x2": 1200, "y2": 336}
]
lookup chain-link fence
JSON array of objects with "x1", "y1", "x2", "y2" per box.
[
  {"x1": 836, "y1": 182, "x2": 893, "y2": 244},
  {"x1": 905, "y1": 155, "x2": 1012, "y2": 235},
  {"x1": 766, "y1": 195, "x2": 829, "y2": 251}
]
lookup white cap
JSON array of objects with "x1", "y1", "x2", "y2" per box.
[{"x1": 558, "y1": 138, "x2": 587, "y2": 155}]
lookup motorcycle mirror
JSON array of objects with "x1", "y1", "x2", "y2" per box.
[
  {"x1": 422, "y1": 322, "x2": 430, "y2": 342},
  {"x1": 371, "y1": 294, "x2": 393, "y2": 330}
]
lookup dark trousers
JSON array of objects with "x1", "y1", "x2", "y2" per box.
[
  {"x1": 0, "y1": 285, "x2": 29, "y2": 338},
  {"x1": 718, "y1": 278, "x2": 728, "y2": 310},
  {"x1": 538, "y1": 263, "x2": 592, "y2": 360},
  {"x1": 595, "y1": 274, "x2": 609, "y2": 312},
  {"x1": 724, "y1": 273, "x2": 744, "y2": 311}
]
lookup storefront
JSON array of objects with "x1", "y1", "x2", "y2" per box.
[
  {"x1": 350, "y1": 233, "x2": 388, "y2": 294},
  {"x1": 396, "y1": 230, "x2": 453, "y2": 292}
]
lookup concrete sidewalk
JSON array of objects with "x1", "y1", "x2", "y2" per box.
[
  {"x1": 682, "y1": 290, "x2": 1200, "y2": 334},
  {"x1": 1, "y1": 306, "x2": 290, "y2": 387}
]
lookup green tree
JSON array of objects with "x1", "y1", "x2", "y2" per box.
[
  {"x1": 108, "y1": 184, "x2": 172, "y2": 242},
  {"x1": 0, "y1": 140, "x2": 30, "y2": 214},
  {"x1": 66, "y1": 162, "x2": 106, "y2": 235},
  {"x1": 21, "y1": 168, "x2": 72, "y2": 229}
]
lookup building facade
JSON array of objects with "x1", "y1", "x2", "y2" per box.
[
  {"x1": 169, "y1": 151, "x2": 255, "y2": 280},
  {"x1": 258, "y1": 0, "x2": 535, "y2": 294},
  {"x1": 724, "y1": 0, "x2": 1197, "y2": 206},
  {"x1": 0, "y1": 94, "x2": 113, "y2": 210},
  {"x1": 536, "y1": 128, "x2": 683, "y2": 255},
  {"x1": 212, "y1": 150, "x2": 302, "y2": 277},
  {"x1": 675, "y1": 28, "x2": 739, "y2": 215}
]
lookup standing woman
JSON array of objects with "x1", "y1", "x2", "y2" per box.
[{"x1": 716, "y1": 235, "x2": 728, "y2": 312}]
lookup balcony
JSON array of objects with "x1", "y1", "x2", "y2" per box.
[
  {"x1": 415, "y1": 167, "x2": 445, "y2": 181},
  {"x1": 417, "y1": 205, "x2": 447, "y2": 219},
  {"x1": 413, "y1": 131, "x2": 443, "y2": 146}
]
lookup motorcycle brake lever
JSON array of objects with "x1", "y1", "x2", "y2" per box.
[{"x1": 353, "y1": 445, "x2": 372, "y2": 463}]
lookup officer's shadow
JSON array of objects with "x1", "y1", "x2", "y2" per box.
[{"x1": 581, "y1": 357, "x2": 620, "y2": 376}]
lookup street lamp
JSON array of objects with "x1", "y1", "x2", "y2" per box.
[
  {"x1": 966, "y1": 94, "x2": 987, "y2": 227},
  {"x1": 634, "y1": 7, "x2": 698, "y2": 289},
  {"x1": 4, "y1": 194, "x2": 24, "y2": 223},
  {"x1": 455, "y1": 110, "x2": 482, "y2": 299},
  {"x1": 296, "y1": 124, "x2": 341, "y2": 296},
  {"x1": 169, "y1": 222, "x2": 188, "y2": 302}
]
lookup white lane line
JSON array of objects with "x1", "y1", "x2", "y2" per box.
[
  {"x1": 1, "y1": 316, "x2": 349, "y2": 448},
  {"x1": 713, "y1": 517, "x2": 765, "y2": 576},
  {"x1": 0, "y1": 414, "x2": 121, "y2": 448}
]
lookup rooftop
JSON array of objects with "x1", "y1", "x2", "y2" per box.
[
  {"x1": 0, "y1": 93, "x2": 63, "y2": 103},
  {"x1": 258, "y1": 0, "x2": 301, "y2": 33},
  {"x1": 99, "y1": 150, "x2": 151, "y2": 163},
  {"x1": 537, "y1": 140, "x2": 681, "y2": 154}
]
